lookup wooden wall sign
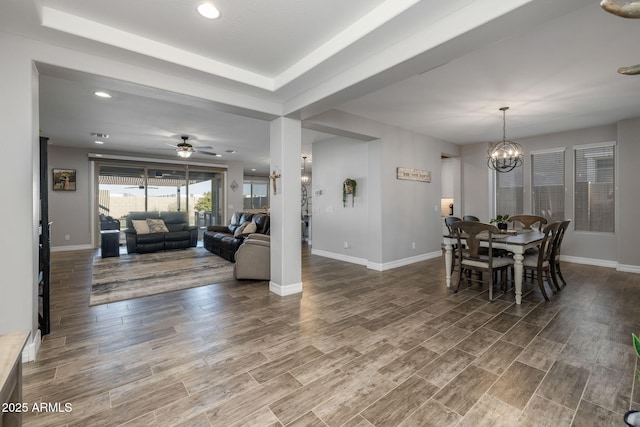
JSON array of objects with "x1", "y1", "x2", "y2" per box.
[{"x1": 396, "y1": 167, "x2": 431, "y2": 182}]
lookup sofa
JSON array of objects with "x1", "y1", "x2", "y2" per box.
[
  {"x1": 203, "y1": 212, "x2": 270, "y2": 262},
  {"x1": 124, "y1": 211, "x2": 198, "y2": 254},
  {"x1": 234, "y1": 234, "x2": 270, "y2": 280}
]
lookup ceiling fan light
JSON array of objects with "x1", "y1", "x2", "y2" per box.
[
  {"x1": 197, "y1": 3, "x2": 220, "y2": 19},
  {"x1": 177, "y1": 150, "x2": 192, "y2": 158},
  {"x1": 93, "y1": 91, "x2": 111, "y2": 98}
]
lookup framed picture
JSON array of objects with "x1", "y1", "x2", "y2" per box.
[{"x1": 52, "y1": 168, "x2": 77, "y2": 191}]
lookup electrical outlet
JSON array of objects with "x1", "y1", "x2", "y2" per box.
[
  {"x1": 412, "y1": 242, "x2": 416, "y2": 249},
  {"x1": 344, "y1": 241, "x2": 348, "y2": 249},
  {"x1": 64, "y1": 234, "x2": 70, "y2": 241}
]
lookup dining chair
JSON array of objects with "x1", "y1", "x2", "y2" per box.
[
  {"x1": 463, "y1": 215, "x2": 480, "y2": 222},
  {"x1": 444, "y1": 216, "x2": 462, "y2": 234},
  {"x1": 550, "y1": 220, "x2": 571, "y2": 290},
  {"x1": 519, "y1": 221, "x2": 561, "y2": 301},
  {"x1": 453, "y1": 221, "x2": 511, "y2": 301},
  {"x1": 509, "y1": 214, "x2": 548, "y2": 230}
]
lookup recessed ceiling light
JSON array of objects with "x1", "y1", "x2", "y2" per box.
[
  {"x1": 93, "y1": 91, "x2": 112, "y2": 99},
  {"x1": 94, "y1": 140, "x2": 104, "y2": 145},
  {"x1": 251, "y1": 168, "x2": 256, "y2": 172},
  {"x1": 225, "y1": 150, "x2": 236, "y2": 154},
  {"x1": 197, "y1": 3, "x2": 220, "y2": 19}
]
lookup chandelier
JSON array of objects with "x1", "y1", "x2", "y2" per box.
[{"x1": 487, "y1": 107, "x2": 523, "y2": 173}]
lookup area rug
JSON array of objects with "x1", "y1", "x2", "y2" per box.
[{"x1": 90, "y1": 247, "x2": 235, "y2": 306}]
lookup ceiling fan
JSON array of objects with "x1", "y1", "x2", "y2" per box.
[
  {"x1": 125, "y1": 185, "x2": 159, "y2": 189},
  {"x1": 165, "y1": 136, "x2": 222, "y2": 158},
  {"x1": 601, "y1": 0, "x2": 640, "y2": 75}
]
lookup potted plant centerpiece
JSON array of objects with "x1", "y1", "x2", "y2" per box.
[
  {"x1": 624, "y1": 334, "x2": 640, "y2": 426},
  {"x1": 490, "y1": 214, "x2": 510, "y2": 230}
]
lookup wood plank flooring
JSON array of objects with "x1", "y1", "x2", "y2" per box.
[{"x1": 21, "y1": 247, "x2": 640, "y2": 426}]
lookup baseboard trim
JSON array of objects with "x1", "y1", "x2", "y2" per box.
[
  {"x1": 51, "y1": 244, "x2": 94, "y2": 252},
  {"x1": 618, "y1": 264, "x2": 640, "y2": 274},
  {"x1": 269, "y1": 281, "x2": 303, "y2": 296},
  {"x1": 367, "y1": 251, "x2": 442, "y2": 271},
  {"x1": 560, "y1": 255, "x2": 618, "y2": 269},
  {"x1": 311, "y1": 248, "x2": 441, "y2": 272},
  {"x1": 310, "y1": 249, "x2": 368, "y2": 266},
  {"x1": 22, "y1": 329, "x2": 40, "y2": 362}
]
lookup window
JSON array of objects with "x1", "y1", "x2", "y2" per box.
[
  {"x1": 531, "y1": 149, "x2": 565, "y2": 222},
  {"x1": 243, "y1": 180, "x2": 269, "y2": 209},
  {"x1": 495, "y1": 166, "x2": 523, "y2": 216},
  {"x1": 574, "y1": 143, "x2": 615, "y2": 232}
]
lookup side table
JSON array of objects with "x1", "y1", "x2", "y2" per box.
[{"x1": 100, "y1": 230, "x2": 120, "y2": 258}]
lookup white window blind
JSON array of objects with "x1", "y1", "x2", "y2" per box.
[
  {"x1": 531, "y1": 150, "x2": 565, "y2": 222},
  {"x1": 574, "y1": 144, "x2": 615, "y2": 232},
  {"x1": 495, "y1": 166, "x2": 523, "y2": 216}
]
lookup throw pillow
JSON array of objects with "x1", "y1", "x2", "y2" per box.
[
  {"x1": 234, "y1": 221, "x2": 250, "y2": 237},
  {"x1": 132, "y1": 219, "x2": 150, "y2": 234},
  {"x1": 243, "y1": 222, "x2": 257, "y2": 235},
  {"x1": 147, "y1": 219, "x2": 169, "y2": 233}
]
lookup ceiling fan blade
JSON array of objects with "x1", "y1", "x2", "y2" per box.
[
  {"x1": 165, "y1": 142, "x2": 179, "y2": 148},
  {"x1": 195, "y1": 145, "x2": 214, "y2": 150},
  {"x1": 199, "y1": 151, "x2": 222, "y2": 157}
]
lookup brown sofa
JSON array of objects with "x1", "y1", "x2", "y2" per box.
[{"x1": 203, "y1": 212, "x2": 270, "y2": 261}]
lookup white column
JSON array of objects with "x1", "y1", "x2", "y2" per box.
[{"x1": 269, "y1": 117, "x2": 302, "y2": 296}]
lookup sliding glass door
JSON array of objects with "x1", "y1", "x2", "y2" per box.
[{"x1": 97, "y1": 163, "x2": 224, "y2": 239}]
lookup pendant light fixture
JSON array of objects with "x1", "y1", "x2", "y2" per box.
[
  {"x1": 487, "y1": 107, "x2": 523, "y2": 173},
  {"x1": 301, "y1": 156, "x2": 310, "y2": 184}
]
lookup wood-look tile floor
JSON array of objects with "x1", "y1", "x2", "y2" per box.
[{"x1": 22, "y1": 246, "x2": 640, "y2": 426}]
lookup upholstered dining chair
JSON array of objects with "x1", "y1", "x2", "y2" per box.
[
  {"x1": 509, "y1": 214, "x2": 548, "y2": 230},
  {"x1": 463, "y1": 215, "x2": 480, "y2": 222},
  {"x1": 519, "y1": 221, "x2": 561, "y2": 301},
  {"x1": 550, "y1": 220, "x2": 571, "y2": 290},
  {"x1": 453, "y1": 221, "x2": 511, "y2": 301}
]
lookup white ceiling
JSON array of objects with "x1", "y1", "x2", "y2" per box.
[{"x1": 2, "y1": 0, "x2": 640, "y2": 174}]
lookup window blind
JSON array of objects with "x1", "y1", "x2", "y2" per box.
[
  {"x1": 531, "y1": 150, "x2": 565, "y2": 222},
  {"x1": 574, "y1": 144, "x2": 615, "y2": 232},
  {"x1": 495, "y1": 166, "x2": 523, "y2": 216}
]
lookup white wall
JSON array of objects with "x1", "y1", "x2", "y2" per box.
[
  {"x1": 461, "y1": 123, "x2": 629, "y2": 266},
  {"x1": 0, "y1": 33, "x2": 39, "y2": 344}
]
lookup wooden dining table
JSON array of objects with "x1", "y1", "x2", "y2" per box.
[{"x1": 442, "y1": 230, "x2": 545, "y2": 304}]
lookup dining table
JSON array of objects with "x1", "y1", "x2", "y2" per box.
[{"x1": 442, "y1": 229, "x2": 545, "y2": 304}]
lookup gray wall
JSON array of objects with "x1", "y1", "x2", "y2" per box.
[
  {"x1": 48, "y1": 146, "x2": 92, "y2": 248},
  {"x1": 308, "y1": 111, "x2": 461, "y2": 268},
  {"x1": 312, "y1": 137, "x2": 370, "y2": 262},
  {"x1": 461, "y1": 123, "x2": 630, "y2": 265},
  {"x1": 617, "y1": 117, "x2": 640, "y2": 269}
]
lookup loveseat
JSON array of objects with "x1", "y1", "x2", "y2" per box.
[
  {"x1": 203, "y1": 212, "x2": 270, "y2": 262},
  {"x1": 124, "y1": 211, "x2": 198, "y2": 254}
]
